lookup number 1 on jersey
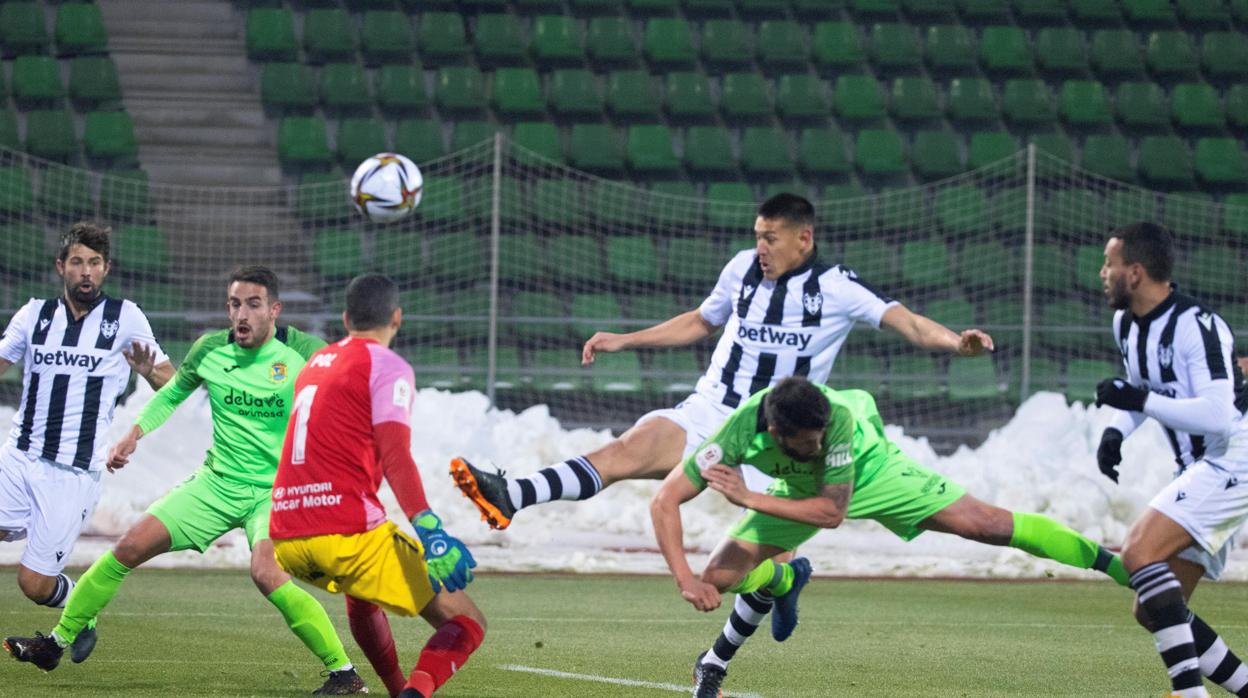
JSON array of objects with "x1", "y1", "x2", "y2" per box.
[{"x1": 291, "y1": 385, "x2": 317, "y2": 464}]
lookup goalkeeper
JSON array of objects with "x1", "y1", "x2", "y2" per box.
[
  {"x1": 651, "y1": 376, "x2": 1129, "y2": 698},
  {"x1": 4, "y1": 267, "x2": 365, "y2": 695}
]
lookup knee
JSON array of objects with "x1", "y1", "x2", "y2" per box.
[
  {"x1": 699, "y1": 567, "x2": 736, "y2": 593},
  {"x1": 250, "y1": 559, "x2": 287, "y2": 595},
  {"x1": 1119, "y1": 544, "x2": 1155, "y2": 576},
  {"x1": 16, "y1": 568, "x2": 54, "y2": 603},
  {"x1": 112, "y1": 537, "x2": 147, "y2": 568}
]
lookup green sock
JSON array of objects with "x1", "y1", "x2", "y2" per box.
[
  {"x1": 267, "y1": 581, "x2": 351, "y2": 671},
  {"x1": 728, "y1": 561, "x2": 795, "y2": 597},
  {"x1": 53, "y1": 550, "x2": 131, "y2": 646},
  {"x1": 1010, "y1": 512, "x2": 1129, "y2": 587}
]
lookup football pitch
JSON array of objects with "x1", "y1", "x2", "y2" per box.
[{"x1": 3, "y1": 568, "x2": 1248, "y2": 697}]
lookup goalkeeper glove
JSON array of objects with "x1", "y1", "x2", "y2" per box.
[
  {"x1": 1097, "y1": 428, "x2": 1124, "y2": 483},
  {"x1": 412, "y1": 510, "x2": 477, "y2": 593},
  {"x1": 1095, "y1": 378, "x2": 1149, "y2": 412}
]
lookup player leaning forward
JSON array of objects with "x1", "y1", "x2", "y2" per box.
[
  {"x1": 1093, "y1": 223, "x2": 1248, "y2": 698},
  {"x1": 5, "y1": 266, "x2": 366, "y2": 695},
  {"x1": 0, "y1": 222, "x2": 173, "y2": 661},
  {"x1": 271, "y1": 274, "x2": 484, "y2": 698},
  {"x1": 652, "y1": 377, "x2": 1130, "y2": 697}
]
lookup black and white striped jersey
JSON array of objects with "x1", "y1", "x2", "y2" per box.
[
  {"x1": 0, "y1": 295, "x2": 166, "y2": 471},
  {"x1": 696, "y1": 249, "x2": 898, "y2": 408},
  {"x1": 1111, "y1": 291, "x2": 1248, "y2": 467}
]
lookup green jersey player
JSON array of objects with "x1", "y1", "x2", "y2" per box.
[
  {"x1": 651, "y1": 376, "x2": 1129, "y2": 698},
  {"x1": 4, "y1": 267, "x2": 366, "y2": 695}
]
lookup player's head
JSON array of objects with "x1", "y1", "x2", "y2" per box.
[
  {"x1": 55, "y1": 222, "x2": 112, "y2": 307},
  {"x1": 764, "y1": 377, "x2": 831, "y2": 462},
  {"x1": 1101, "y1": 222, "x2": 1175, "y2": 310},
  {"x1": 343, "y1": 273, "x2": 401, "y2": 342},
  {"x1": 754, "y1": 193, "x2": 816, "y2": 281},
  {"x1": 227, "y1": 265, "x2": 282, "y2": 348}
]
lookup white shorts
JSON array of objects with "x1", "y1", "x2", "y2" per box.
[
  {"x1": 1150, "y1": 454, "x2": 1248, "y2": 581},
  {"x1": 636, "y1": 390, "x2": 774, "y2": 491},
  {"x1": 0, "y1": 444, "x2": 102, "y2": 576}
]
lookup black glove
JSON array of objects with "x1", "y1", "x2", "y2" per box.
[
  {"x1": 1097, "y1": 427, "x2": 1124, "y2": 483},
  {"x1": 1095, "y1": 378, "x2": 1149, "y2": 412}
]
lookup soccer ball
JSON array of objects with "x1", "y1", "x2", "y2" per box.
[{"x1": 349, "y1": 153, "x2": 423, "y2": 223}]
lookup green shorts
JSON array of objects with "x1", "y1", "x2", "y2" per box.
[
  {"x1": 147, "y1": 466, "x2": 273, "y2": 553},
  {"x1": 727, "y1": 454, "x2": 965, "y2": 551}
]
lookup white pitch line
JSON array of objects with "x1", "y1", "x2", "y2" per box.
[{"x1": 499, "y1": 663, "x2": 763, "y2": 698}]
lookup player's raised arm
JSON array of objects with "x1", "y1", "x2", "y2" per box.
[
  {"x1": 881, "y1": 304, "x2": 994, "y2": 356},
  {"x1": 582, "y1": 309, "x2": 718, "y2": 365},
  {"x1": 650, "y1": 466, "x2": 720, "y2": 612}
]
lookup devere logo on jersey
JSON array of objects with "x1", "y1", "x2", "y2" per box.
[
  {"x1": 736, "y1": 324, "x2": 813, "y2": 350},
  {"x1": 32, "y1": 348, "x2": 103, "y2": 372}
]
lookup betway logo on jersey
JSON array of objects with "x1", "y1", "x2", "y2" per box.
[
  {"x1": 737, "y1": 324, "x2": 813, "y2": 350},
  {"x1": 32, "y1": 348, "x2": 103, "y2": 372}
]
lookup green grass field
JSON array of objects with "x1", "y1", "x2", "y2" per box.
[{"x1": 3, "y1": 568, "x2": 1248, "y2": 697}]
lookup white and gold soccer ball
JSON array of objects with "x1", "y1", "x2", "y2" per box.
[{"x1": 349, "y1": 152, "x2": 423, "y2": 223}]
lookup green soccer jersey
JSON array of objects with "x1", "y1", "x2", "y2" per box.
[
  {"x1": 135, "y1": 326, "x2": 325, "y2": 487},
  {"x1": 682, "y1": 385, "x2": 901, "y2": 497}
]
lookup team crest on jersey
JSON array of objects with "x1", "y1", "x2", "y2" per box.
[
  {"x1": 825, "y1": 443, "x2": 851, "y2": 468},
  {"x1": 270, "y1": 362, "x2": 288, "y2": 383},
  {"x1": 1158, "y1": 345, "x2": 1174, "y2": 369},
  {"x1": 802, "y1": 291, "x2": 823, "y2": 315},
  {"x1": 99, "y1": 319, "x2": 119, "y2": 339},
  {"x1": 696, "y1": 443, "x2": 723, "y2": 470}
]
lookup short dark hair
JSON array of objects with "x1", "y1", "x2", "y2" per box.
[
  {"x1": 1112, "y1": 222, "x2": 1175, "y2": 282},
  {"x1": 764, "y1": 377, "x2": 831, "y2": 436},
  {"x1": 757, "y1": 193, "x2": 816, "y2": 228},
  {"x1": 58, "y1": 222, "x2": 111, "y2": 262},
  {"x1": 228, "y1": 265, "x2": 280, "y2": 301},
  {"x1": 345, "y1": 273, "x2": 399, "y2": 331}
]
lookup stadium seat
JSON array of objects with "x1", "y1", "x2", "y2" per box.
[
  {"x1": 313, "y1": 229, "x2": 364, "y2": 278},
  {"x1": 511, "y1": 292, "x2": 570, "y2": 344},
  {"x1": 1060, "y1": 80, "x2": 1112, "y2": 127},
  {"x1": 1031, "y1": 244, "x2": 1073, "y2": 293},
  {"x1": 1002, "y1": 79, "x2": 1055, "y2": 126},
  {"x1": 436, "y1": 67, "x2": 486, "y2": 113},
  {"x1": 1032, "y1": 132, "x2": 1073, "y2": 162},
  {"x1": 850, "y1": 0, "x2": 902, "y2": 15},
  {"x1": 1074, "y1": 243, "x2": 1104, "y2": 294},
  {"x1": 1171, "y1": 82, "x2": 1225, "y2": 130},
  {"x1": 549, "y1": 69, "x2": 604, "y2": 119},
  {"x1": 959, "y1": 0, "x2": 1010, "y2": 22},
  {"x1": 1051, "y1": 189, "x2": 1103, "y2": 235},
  {"x1": 114, "y1": 225, "x2": 169, "y2": 275},
  {"x1": 1179, "y1": 0, "x2": 1230, "y2": 22},
  {"x1": 684, "y1": 126, "x2": 735, "y2": 175},
  {"x1": 377, "y1": 65, "x2": 428, "y2": 112},
  {"x1": 497, "y1": 233, "x2": 544, "y2": 281},
  {"x1": 813, "y1": 21, "x2": 865, "y2": 71},
  {"x1": 947, "y1": 77, "x2": 997, "y2": 122},
  {"x1": 547, "y1": 234, "x2": 604, "y2": 281},
  {"x1": 1123, "y1": 0, "x2": 1177, "y2": 24},
  {"x1": 1223, "y1": 194, "x2": 1248, "y2": 238},
  {"x1": 627, "y1": 125, "x2": 678, "y2": 173},
  {"x1": 904, "y1": 0, "x2": 956, "y2": 18},
  {"x1": 587, "y1": 17, "x2": 637, "y2": 65},
  {"x1": 870, "y1": 23, "x2": 920, "y2": 72},
  {"x1": 1082, "y1": 135, "x2": 1135, "y2": 181},
  {"x1": 336, "y1": 118, "x2": 387, "y2": 165},
  {"x1": 988, "y1": 186, "x2": 1027, "y2": 232},
  {"x1": 393, "y1": 119, "x2": 445, "y2": 163},
  {"x1": 360, "y1": 11, "x2": 415, "y2": 65},
  {"x1": 701, "y1": 19, "x2": 752, "y2": 71},
  {"x1": 665, "y1": 238, "x2": 722, "y2": 285},
  {"x1": 1013, "y1": 0, "x2": 1067, "y2": 23},
  {"x1": 1195, "y1": 137, "x2": 1248, "y2": 186},
  {"x1": 1164, "y1": 191, "x2": 1219, "y2": 239},
  {"x1": 935, "y1": 184, "x2": 988, "y2": 235},
  {"x1": 607, "y1": 235, "x2": 660, "y2": 283},
  {"x1": 262, "y1": 63, "x2": 316, "y2": 111},
  {"x1": 797, "y1": 127, "x2": 851, "y2": 176},
  {"x1": 12, "y1": 56, "x2": 65, "y2": 105},
  {"x1": 822, "y1": 183, "x2": 873, "y2": 231},
  {"x1": 1202, "y1": 31, "x2": 1248, "y2": 80},
  {"x1": 912, "y1": 131, "x2": 963, "y2": 180},
  {"x1": 568, "y1": 0, "x2": 618, "y2": 11},
  {"x1": 0, "y1": 220, "x2": 42, "y2": 265},
  {"x1": 959, "y1": 241, "x2": 1012, "y2": 293},
  {"x1": 901, "y1": 238, "x2": 952, "y2": 288},
  {"x1": 1139, "y1": 136, "x2": 1196, "y2": 187},
  {"x1": 321, "y1": 63, "x2": 372, "y2": 113},
  {"x1": 758, "y1": 20, "x2": 809, "y2": 71},
  {"x1": 449, "y1": 120, "x2": 494, "y2": 152},
  {"x1": 415, "y1": 176, "x2": 468, "y2": 225},
  {"x1": 1147, "y1": 31, "x2": 1199, "y2": 77},
  {"x1": 1106, "y1": 188, "x2": 1160, "y2": 224},
  {"x1": 830, "y1": 354, "x2": 886, "y2": 394},
  {"x1": 492, "y1": 68, "x2": 544, "y2": 118},
  {"x1": 533, "y1": 179, "x2": 588, "y2": 226},
  {"x1": 303, "y1": 9, "x2": 356, "y2": 64},
  {"x1": 39, "y1": 166, "x2": 92, "y2": 219},
  {"x1": 296, "y1": 172, "x2": 352, "y2": 222},
  {"x1": 513, "y1": 121, "x2": 563, "y2": 163},
  {"x1": 533, "y1": 15, "x2": 584, "y2": 64},
  {"x1": 1065, "y1": 360, "x2": 1116, "y2": 403},
  {"x1": 1115, "y1": 81, "x2": 1169, "y2": 130},
  {"x1": 948, "y1": 356, "x2": 1000, "y2": 401},
  {"x1": 396, "y1": 288, "x2": 446, "y2": 341},
  {"x1": 721, "y1": 72, "x2": 772, "y2": 121},
  {"x1": 643, "y1": 18, "x2": 695, "y2": 67},
  {"x1": 889, "y1": 356, "x2": 943, "y2": 400},
  {"x1": 649, "y1": 180, "x2": 702, "y2": 226},
  {"x1": 925, "y1": 297, "x2": 976, "y2": 329},
  {"x1": 515, "y1": 0, "x2": 564, "y2": 13},
  {"x1": 607, "y1": 70, "x2": 661, "y2": 121},
  {"x1": 665, "y1": 71, "x2": 715, "y2": 121},
  {"x1": 649, "y1": 349, "x2": 700, "y2": 395},
  {"x1": 277, "y1": 116, "x2": 331, "y2": 167},
  {"x1": 25, "y1": 109, "x2": 77, "y2": 161},
  {"x1": 835, "y1": 74, "x2": 885, "y2": 121},
  {"x1": 855, "y1": 129, "x2": 906, "y2": 176},
  {"x1": 629, "y1": 0, "x2": 679, "y2": 14},
  {"x1": 706, "y1": 182, "x2": 755, "y2": 228},
  {"x1": 967, "y1": 131, "x2": 1017, "y2": 169},
  {"x1": 475, "y1": 14, "x2": 527, "y2": 65},
  {"x1": 572, "y1": 293, "x2": 626, "y2": 336},
  {"x1": 777, "y1": 74, "x2": 830, "y2": 119},
  {"x1": 569, "y1": 124, "x2": 624, "y2": 172},
  {"x1": 926, "y1": 25, "x2": 976, "y2": 72},
  {"x1": 1070, "y1": 0, "x2": 1123, "y2": 22},
  {"x1": 890, "y1": 76, "x2": 940, "y2": 121},
  {"x1": 842, "y1": 238, "x2": 900, "y2": 288},
  {"x1": 0, "y1": 110, "x2": 16, "y2": 151},
  {"x1": 410, "y1": 346, "x2": 463, "y2": 390},
  {"x1": 55, "y1": 2, "x2": 107, "y2": 56},
  {"x1": 593, "y1": 179, "x2": 644, "y2": 226},
  {"x1": 426, "y1": 228, "x2": 482, "y2": 277},
  {"x1": 1036, "y1": 27, "x2": 1087, "y2": 75},
  {"x1": 418, "y1": 13, "x2": 468, "y2": 64},
  {"x1": 1183, "y1": 244, "x2": 1240, "y2": 297},
  {"x1": 878, "y1": 189, "x2": 931, "y2": 239},
  {"x1": 980, "y1": 26, "x2": 1032, "y2": 74},
  {"x1": 99, "y1": 169, "x2": 150, "y2": 220},
  {"x1": 1091, "y1": 30, "x2": 1145, "y2": 77},
  {"x1": 741, "y1": 127, "x2": 794, "y2": 176},
  {"x1": 1, "y1": 2, "x2": 47, "y2": 56},
  {"x1": 1228, "y1": 85, "x2": 1248, "y2": 130},
  {"x1": 738, "y1": 0, "x2": 793, "y2": 17}
]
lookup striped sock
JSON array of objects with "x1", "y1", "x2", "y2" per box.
[
  {"x1": 1130, "y1": 562, "x2": 1207, "y2": 696},
  {"x1": 37, "y1": 574, "x2": 74, "y2": 608},
  {"x1": 507, "y1": 456, "x2": 603, "y2": 511},
  {"x1": 703, "y1": 592, "x2": 772, "y2": 670},
  {"x1": 1190, "y1": 612, "x2": 1248, "y2": 696}
]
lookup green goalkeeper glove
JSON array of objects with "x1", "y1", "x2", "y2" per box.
[{"x1": 412, "y1": 510, "x2": 477, "y2": 593}]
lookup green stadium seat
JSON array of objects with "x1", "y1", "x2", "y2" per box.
[
  {"x1": 1003, "y1": 79, "x2": 1055, "y2": 125},
  {"x1": 336, "y1": 118, "x2": 386, "y2": 165},
  {"x1": 572, "y1": 292, "x2": 625, "y2": 334},
  {"x1": 262, "y1": 63, "x2": 316, "y2": 111},
  {"x1": 114, "y1": 225, "x2": 169, "y2": 275},
  {"x1": 0, "y1": 3, "x2": 43, "y2": 57},
  {"x1": 1013, "y1": 0, "x2": 1067, "y2": 23},
  {"x1": 1147, "y1": 31, "x2": 1199, "y2": 77},
  {"x1": 758, "y1": 20, "x2": 809, "y2": 70},
  {"x1": 1031, "y1": 244, "x2": 1073, "y2": 293},
  {"x1": 706, "y1": 182, "x2": 755, "y2": 228},
  {"x1": 912, "y1": 131, "x2": 963, "y2": 180},
  {"x1": 1164, "y1": 191, "x2": 1219, "y2": 239},
  {"x1": 842, "y1": 238, "x2": 899, "y2": 287},
  {"x1": 721, "y1": 72, "x2": 772, "y2": 121},
  {"x1": 449, "y1": 120, "x2": 494, "y2": 152},
  {"x1": 546, "y1": 235, "x2": 603, "y2": 281},
  {"x1": 648, "y1": 181, "x2": 702, "y2": 226},
  {"x1": 1091, "y1": 30, "x2": 1145, "y2": 77},
  {"x1": 607, "y1": 70, "x2": 661, "y2": 120},
  {"x1": 738, "y1": 0, "x2": 793, "y2": 17},
  {"x1": 947, "y1": 77, "x2": 997, "y2": 122},
  {"x1": 667, "y1": 72, "x2": 715, "y2": 120},
  {"x1": 855, "y1": 129, "x2": 906, "y2": 177},
  {"x1": 0, "y1": 110, "x2": 16, "y2": 150},
  {"x1": 890, "y1": 76, "x2": 940, "y2": 121},
  {"x1": 870, "y1": 23, "x2": 920, "y2": 71},
  {"x1": 410, "y1": 346, "x2": 463, "y2": 390},
  {"x1": 496, "y1": 233, "x2": 544, "y2": 282},
  {"x1": 1065, "y1": 360, "x2": 1116, "y2": 403},
  {"x1": 475, "y1": 14, "x2": 527, "y2": 65},
  {"x1": 959, "y1": 241, "x2": 1011, "y2": 293},
  {"x1": 1082, "y1": 135, "x2": 1135, "y2": 182},
  {"x1": 426, "y1": 227, "x2": 482, "y2": 278},
  {"x1": 835, "y1": 74, "x2": 885, "y2": 121},
  {"x1": 959, "y1": 0, "x2": 1010, "y2": 22},
  {"x1": 1074, "y1": 243, "x2": 1104, "y2": 294},
  {"x1": 967, "y1": 131, "x2": 1017, "y2": 169},
  {"x1": 321, "y1": 63, "x2": 371, "y2": 112},
  {"x1": 1115, "y1": 81, "x2": 1169, "y2": 130},
  {"x1": 643, "y1": 18, "x2": 694, "y2": 67},
  {"x1": 1228, "y1": 85, "x2": 1248, "y2": 129},
  {"x1": 1139, "y1": 136, "x2": 1196, "y2": 187},
  {"x1": 629, "y1": 0, "x2": 679, "y2": 13},
  {"x1": 38, "y1": 166, "x2": 92, "y2": 219},
  {"x1": 376, "y1": 65, "x2": 428, "y2": 112},
  {"x1": 360, "y1": 10, "x2": 415, "y2": 65},
  {"x1": 829, "y1": 354, "x2": 886, "y2": 394},
  {"x1": 312, "y1": 229, "x2": 364, "y2": 278},
  {"x1": 394, "y1": 119, "x2": 444, "y2": 163},
  {"x1": 1106, "y1": 188, "x2": 1159, "y2": 224},
  {"x1": 988, "y1": 186, "x2": 1027, "y2": 231},
  {"x1": 568, "y1": 0, "x2": 618, "y2": 11},
  {"x1": 397, "y1": 288, "x2": 446, "y2": 340},
  {"x1": 99, "y1": 169, "x2": 150, "y2": 220},
  {"x1": 55, "y1": 2, "x2": 106, "y2": 56},
  {"x1": 777, "y1": 74, "x2": 830, "y2": 119},
  {"x1": 1060, "y1": 80, "x2": 1112, "y2": 126},
  {"x1": 1070, "y1": 0, "x2": 1123, "y2": 22},
  {"x1": 524, "y1": 350, "x2": 580, "y2": 392},
  {"x1": 701, "y1": 19, "x2": 752, "y2": 71},
  {"x1": 570, "y1": 124, "x2": 624, "y2": 172},
  {"x1": 798, "y1": 127, "x2": 851, "y2": 176},
  {"x1": 1171, "y1": 82, "x2": 1225, "y2": 130},
  {"x1": 492, "y1": 68, "x2": 544, "y2": 118},
  {"x1": 416, "y1": 178, "x2": 468, "y2": 228},
  {"x1": 417, "y1": 13, "x2": 467, "y2": 64},
  {"x1": 850, "y1": 0, "x2": 902, "y2": 15},
  {"x1": 978, "y1": 299, "x2": 1023, "y2": 352},
  {"x1": 592, "y1": 179, "x2": 644, "y2": 227},
  {"x1": 741, "y1": 127, "x2": 794, "y2": 176},
  {"x1": 1123, "y1": 0, "x2": 1177, "y2": 24},
  {"x1": 1032, "y1": 132, "x2": 1074, "y2": 162},
  {"x1": 515, "y1": 0, "x2": 564, "y2": 12},
  {"x1": 550, "y1": 69, "x2": 604, "y2": 119},
  {"x1": 1224, "y1": 194, "x2": 1248, "y2": 238},
  {"x1": 890, "y1": 356, "x2": 943, "y2": 399},
  {"x1": 587, "y1": 17, "x2": 637, "y2": 65},
  {"x1": 1183, "y1": 244, "x2": 1241, "y2": 297},
  {"x1": 935, "y1": 184, "x2": 988, "y2": 236},
  {"x1": 1179, "y1": 0, "x2": 1231, "y2": 23},
  {"x1": 1036, "y1": 27, "x2": 1087, "y2": 74},
  {"x1": 12, "y1": 56, "x2": 65, "y2": 105},
  {"x1": 684, "y1": 126, "x2": 736, "y2": 175},
  {"x1": 665, "y1": 238, "x2": 721, "y2": 286},
  {"x1": 649, "y1": 349, "x2": 700, "y2": 395},
  {"x1": 532, "y1": 179, "x2": 587, "y2": 226},
  {"x1": 436, "y1": 66, "x2": 486, "y2": 113},
  {"x1": 589, "y1": 352, "x2": 643, "y2": 393},
  {"x1": 25, "y1": 109, "x2": 76, "y2": 161},
  {"x1": 607, "y1": 235, "x2": 659, "y2": 283},
  {"x1": 246, "y1": 8, "x2": 297, "y2": 61},
  {"x1": 1196, "y1": 137, "x2": 1248, "y2": 186},
  {"x1": 819, "y1": 183, "x2": 872, "y2": 231},
  {"x1": 627, "y1": 125, "x2": 678, "y2": 173},
  {"x1": 925, "y1": 297, "x2": 976, "y2": 329},
  {"x1": 513, "y1": 121, "x2": 563, "y2": 164},
  {"x1": 1202, "y1": 31, "x2": 1248, "y2": 80},
  {"x1": 878, "y1": 188, "x2": 931, "y2": 236},
  {"x1": 813, "y1": 21, "x2": 865, "y2": 71},
  {"x1": 296, "y1": 172, "x2": 352, "y2": 222},
  {"x1": 980, "y1": 26, "x2": 1032, "y2": 74},
  {"x1": 0, "y1": 220, "x2": 41, "y2": 275},
  {"x1": 905, "y1": 0, "x2": 957, "y2": 18},
  {"x1": 926, "y1": 25, "x2": 976, "y2": 71},
  {"x1": 949, "y1": 356, "x2": 1001, "y2": 401},
  {"x1": 901, "y1": 238, "x2": 952, "y2": 288},
  {"x1": 532, "y1": 15, "x2": 583, "y2": 64},
  {"x1": 277, "y1": 116, "x2": 332, "y2": 167},
  {"x1": 1050, "y1": 189, "x2": 1103, "y2": 234},
  {"x1": 303, "y1": 9, "x2": 355, "y2": 63}
]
